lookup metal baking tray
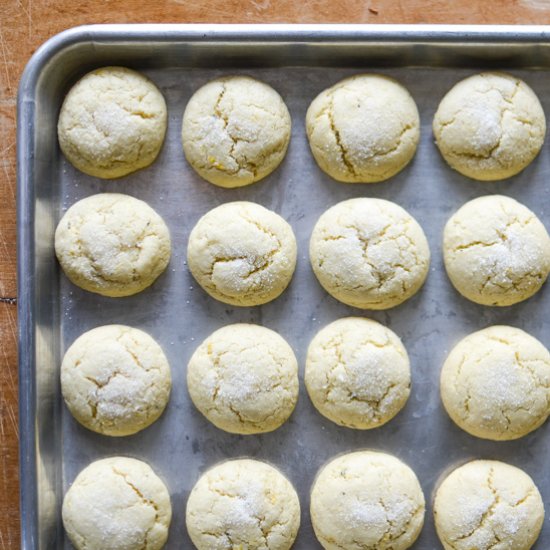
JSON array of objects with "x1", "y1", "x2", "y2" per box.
[{"x1": 18, "y1": 24, "x2": 550, "y2": 549}]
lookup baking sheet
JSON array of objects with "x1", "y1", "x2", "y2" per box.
[{"x1": 19, "y1": 25, "x2": 550, "y2": 550}]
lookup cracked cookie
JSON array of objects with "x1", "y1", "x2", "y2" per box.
[
  {"x1": 440, "y1": 325, "x2": 550, "y2": 441},
  {"x1": 58, "y1": 66, "x2": 167, "y2": 179},
  {"x1": 310, "y1": 451, "x2": 425, "y2": 550},
  {"x1": 443, "y1": 195, "x2": 550, "y2": 306},
  {"x1": 306, "y1": 74, "x2": 420, "y2": 183},
  {"x1": 182, "y1": 75, "x2": 291, "y2": 188},
  {"x1": 305, "y1": 317, "x2": 410, "y2": 429},
  {"x1": 187, "y1": 201, "x2": 297, "y2": 306},
  {"x1": 55, "y1": 193, "x2": 171, "y2": 297},
  {"x1": 309, "y1": 198, "x2": 430, "y2": 309},
  {"x1": 61, "y1": 325, "x2": 171, "y2": 436},
  {"x1": 187, "y1": 323, "x2": 298, "y2": 434},
  {"x1": 62, "y1": 457, "x2": 172, "y2": 550},
  {"x1": 186, "y1": 459, "x2": 300, "y2": 550},
  {"x1": 433, "y1": 72, "x2": 545, "y2": 181},
  {"x1": 434, "y1": 460, "x2": 544, "y2": 550}
]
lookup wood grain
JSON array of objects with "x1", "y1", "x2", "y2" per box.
[
  {"x1": 0, "y1": 301, "x2": 18, "y2": 550},
  {"x1": 2, "y1": 0, "x2": 550, "y2": 547}
]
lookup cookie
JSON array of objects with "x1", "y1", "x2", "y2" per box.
[
  {"x1": 55, "y1": 193, "x2": 171, "y2": 297},
  {"x1": 61, "y1": 325, "x2": 171, "y2": 436},
  {"x1": 309, "y1": 198, "x2": 430, "y2": 309},
  {"x1": 305, "y1": 317, "x2": 410, "y2": 429},
  {"x1": 187, "y1": 201, "x2": 297, "y2": 306},
  {"x1": 443, "y1": 195, "x2": 550, "y2": 306},
  {"x1": 433, "y1": 72, "x2": 546, "y2": 181},
  {"x1": 187, "y1": 324, "x2": 298, "y2": 434},
  {"x1": 310, "y1": 451, "x2": 425, "y2": 550},
  {"x1": 62, "y1": 457, "x2": 172, "y2": 550},
  {"x1": 182, "y1": 76, "x2": 291, "y2": 187},
  {"x1": 434, "y1": 460, "x2": 544, "y2": 550},
  {"x1": 306, "y1": 74, "x2": 420, "y2": 183},
  {"x1": 186, "y1": 459, "x2": 300, "y2": 550},
  {"x1": 58, "y1": 66, "x2": 167, "y2": 179},
  {"x1": 440, "y1": 325, "x2": 550, "y2": 441}
]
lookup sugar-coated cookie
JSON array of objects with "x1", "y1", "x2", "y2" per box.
[
  {"x1": 440, "y1": 325, "x2": 550, "y2": 441},
  {"x1": 434, "y1": 460, "x2": 544, "y2": 550},
  {"x1": 186, "y1": 459, "x2": 300, "y2": 550},
  {"x1": 58, "y1": 67, "x2": 167, "y2": 179},
  {"x1": 310, "y1": 451, "x2": 425, "y2": 550},
  {"x1": 443, "y1": 195, "x2": 550, "y2": 306},
  {"x1": 309, "y1": 198, "x2": 430, "y2": 309},
  {"x1": 61, "y1": 325, "x2": 171, "y2": 436},
  {"x1": 187, "y1": 201, "x2": 297, "y2": 306},
  {"x1": 62, "y1": 457, "x2": 172, "y2": 550},
  {"x1": 305, "y1": 317, "x2": 410, "y2": 429},
  {"x1": 187, "y1": 323, "x2": 298, "y2": 434},
  {"x1": 182, "y1": 76, "x2": 291, "y2": 187},
  {"x1": 306, "y1": 74, "x2": 420, "y2": 183},
  {"x1": 55, "y1": 193, "x2": 171, "y2": 297},
  {"x1": 433, "y1": 72, "x2": 545, "y2": 181}
]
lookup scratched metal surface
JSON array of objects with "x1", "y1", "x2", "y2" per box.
[{"x1": 19, "y1": 26, "x2": 550, "y2": 549}]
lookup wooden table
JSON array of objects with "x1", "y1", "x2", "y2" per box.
[{"x1": 2, "y1": 0, "x2": 550, "y2": 546}]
